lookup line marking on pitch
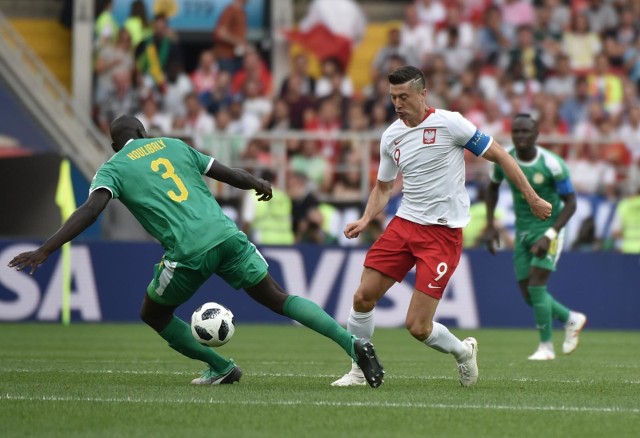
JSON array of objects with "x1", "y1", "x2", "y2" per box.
[
  {"x1": 1, "y1": 368, "x2": 639, "y2": 385},
  {"x1": 1, "y1": 393, "x2": 638, "y2": 414}
]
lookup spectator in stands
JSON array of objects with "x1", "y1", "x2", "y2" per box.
[
  {"x1": 476, "y1": 5, "x2": 512, "y2": 65},
  {"x1": 94, "y1": 28, "x2": 134, "y2": 106},
  {"x1": 372, "y1": 28, "x2": 406, "y2": 82},
  {"x1": 480, "y1": 100, "x2": 509, "y2": 140},
  {"x1": 298, "y1": 207, "x2": 338, "y2": 245},
  {"x1": 290, "y1": 139, "x2": 332, "y2": 194},
  {"x1": 124, "y1": 0, "x2": 151, "y2": 49},
  {"x1": 315, "y1": 57, "x2": 354, "y2": 99},
  {"x1": 135, "y1": 95, "x2": 172, "y2": 136},
  {"x1": 97, "y1": 70, "x2": 138, "y2": 134},
  {"x1": 332, "y1": 150, "x2": 363, "y2": 202},
  {"x1": 618, "y1": 105, "x2": 640, "y2": 162},
  {"x1": 241, "y1": 170, "x2": 294, "y2": 245},
  {"x1": 566, "y1": 142, "x2": 617, "y2": 197},
  {"x1": 437, "y1": 27, "x2": 474, "y2": 77},
  {"x1": 614, "y1": 9, "x2": 637, "y2": 47},
  {"x1": 287, "y1": 171, "x2": 320, "y2": 240},
  {"x1": 135, "y1": 14, "x2": 182, "y2": 93},
  {"x1": 544, "y1": 53, "x2": 576, "y2": 100},
  {"x1": 94, "y1": 0, "x2": 118, "y2": 49},
  {"x1": 501, "y1": 0, "x2": 536, "y2": 30},
  {"x1": 304, "y1": 98, "x2": 343, "y2": 166},
  {"x1": 163, "y1": 60, "x2": 193, "y2": 119},
  {"x1": 230, "y1": 46, "x2": 273, "y2": 97},
  {"x1": 279, "y1": 53, "x2": 316, "y2": 98},
  {"x1": 584, "y1": 0, "x2": 619, "y2": 35},
  {"x1": 537, "y1": 96, "x2": 569, "y2": 156},
  {"x1": 205, "y1": 70, "x2": 233, "y2": 115},
  {"x1": 190, "y1": 50, "x2": 219, "y2": 104},
  {"x1": 399, "y1": 2, "x2": 434, "y2": 70},
  {"x1": 562, "y1": 12, "x2": 601, "y2": 73},
  {"x1": 545, "y1": 0, "x2": 571, "y2": 35},
  {"x1": 280, "y1": 74, "x2": 314, "y2": 130},
  {"x1": 586, "y1": 54, "x2": 624, "y2": 116},
  {"x1": 559, "y1": 76, "x2": 591, "y2": 133},
  {"x1": 414, "y1": 0, "x2": 446, "y2": 28},
  {"x1": 364, "y1": 75, "x2": 395, "y2": 123},
  {"x1": 505, "y1": 25, "x2": 550, "y2": 83},
  {"x1": 435, "y1": 8, "x2": 475, "y2": 53},
  {"x1": 227, "y1": 94, "x2": 261, "y2": 146},
  {"x1": 175, "y1": 93, "x2": 216, "y2": 151},
  {"x1": 242, "y1": 78, "x2": 274, "y2": 131},
  {"x1": 611, "y1": 186, "x2": 640, "y2": 253},
  {"x1": 212, "y1": 0, "x2": 248, "y2": 74}
]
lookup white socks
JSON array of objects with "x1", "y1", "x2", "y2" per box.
[
  {"x1": 347, "y1": 307, "x2": 375, "y2": 341},
  {"x1": 424, "y1": 322, "x2": 468, "y2": 362}
]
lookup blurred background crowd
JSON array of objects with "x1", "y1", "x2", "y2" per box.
[{"x1": 88, "y1": 0, "x2": 640, "y2": 252}]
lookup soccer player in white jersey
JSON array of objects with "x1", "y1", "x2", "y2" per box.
[
  {"x1": 484, "y1": 114, "x2": 587, "y2": 361},
  {"x1": 332, "y1": 65, "x2": 552, "y2": 387}
]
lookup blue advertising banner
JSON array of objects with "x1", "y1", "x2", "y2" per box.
[
  {"x1": 111, "y1": 0, "x2": 266, "y2": 33},
  {"x1": 0, "y1": 241, "x2": 638, "y2": 329}
]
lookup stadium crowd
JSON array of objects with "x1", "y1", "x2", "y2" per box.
[{"x1": 91, "y1": 0, "x2": 640, "y2": 252}]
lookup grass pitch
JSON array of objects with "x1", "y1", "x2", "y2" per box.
[{"x1": 1, "y1": 324, "x2": 638, "y2": 437}]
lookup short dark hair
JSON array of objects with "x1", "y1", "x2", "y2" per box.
[
  {"x1": 388, "y1": 65, "x2": 425, "y2": 91},
  {"x1": 110, "y1": 115, "x2": 147, "y2": 150},
  {"x1": 513, "y1": 113, "x2": 536, "y2": 122}
]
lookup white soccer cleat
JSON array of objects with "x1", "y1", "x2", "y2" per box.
[
  {"x1": 457, "y1": 337, "x2": 479, "y2": 387},
  {"x1": 563, "y1": 312, "x2": 587, "y2": 354},
  {"x1": 528, "y1": 343, "x2": 555, "y2": 361},
  {"x1": 331, "y1": 363, "x2": 367, "y2": 387}
]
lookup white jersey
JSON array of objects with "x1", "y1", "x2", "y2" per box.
[{"x1": 378, "y1": 108, "x2": 492, "y2": 228}]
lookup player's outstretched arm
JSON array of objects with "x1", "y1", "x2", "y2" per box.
[
  {"x1": 8, "y1": 189, "x2": 111, "y2": 274},
  {"x1": 344, "y1": 179, "x2": 394, "y2": 239},
  {"x1": 483, "y1": 181, "x2": 501, "y2": 255},
  {"x1": 206, "y1": 161, "x2": 272, "y2": 201},
  {"x1": 482, "y1": 141, "x2": 552, "y2": 220}
]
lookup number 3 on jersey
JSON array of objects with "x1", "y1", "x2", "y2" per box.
[{"x1": 151, "y1": 158, "x2": 189, "y2": 202}]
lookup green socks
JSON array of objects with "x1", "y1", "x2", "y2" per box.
[
  {"x1": 528, "y1": 285, "x2": 554, "y2": 342},
  {"x1": 525, "y1": 290, "x2": 570, "y2": 324},
  {"x1": 159, "y1": 316, "x2": 234, "y2": 374},
  {"x1": 283, "y1": 295, "x2": 356, "y2": 360}
]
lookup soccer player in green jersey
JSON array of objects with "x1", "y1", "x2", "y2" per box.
[
  {"x1": 8, "y1": 115, "x2": 384, "y2": 387},
  {"x1": 484, "y1": 114, "x2": 587, "y2": 360}
]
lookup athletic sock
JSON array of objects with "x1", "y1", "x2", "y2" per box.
[
  {"x1": 347, "y1": 307, "x2": 374, "y2": 341},
  {"x1": 423, "y1": 322, "x2": 468, "y2": 362},
  {"x1": 528, "y1": 285, "x2": 553, "y2": 342},
  {"x1": 525, "y1": 293, "x2": 569, "y2": 323},
  {"x1": 159, "y1": 316, "x2": 234, "y2": 374},
  {"x1": 283, "y1": 295, "x2": 356, "y2": 359},
  {"x1": 549, "y1": 296, "x2": 570, "y2": 323}
]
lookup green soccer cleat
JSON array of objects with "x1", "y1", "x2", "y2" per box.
[{"x1": 191, "y1": 365, "x2": 242, "y2": 385}]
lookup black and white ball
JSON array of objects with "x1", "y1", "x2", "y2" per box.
[{"x1": 190, "y1": 302, "x2": 235, "y2": 347}]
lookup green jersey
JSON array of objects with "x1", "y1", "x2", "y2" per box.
[
  {"x1": 490, "y1": 146, "x2": 574, "y2": 231},
  {"x1": 90, "y1": 137, "x2": 239, "y2": 261}
]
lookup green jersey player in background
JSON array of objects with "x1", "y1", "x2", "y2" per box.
[
  {"x1": 8, "y1": 115, "x2": 384, "y2": 388},
  {"x1": 483, "y1": 114, "x2": 587, "y2": 361}
]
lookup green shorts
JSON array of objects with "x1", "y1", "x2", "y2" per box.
[
  {"x1": 146, "y1": 232, "x2": 269, "y2": 306},
  {"x1": 513, "y1": 228, "x2": 564, "y2": 281}
]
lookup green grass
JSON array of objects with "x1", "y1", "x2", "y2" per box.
[{"x1": 1, "y1": 324, "x2": 639, "y2": 438}]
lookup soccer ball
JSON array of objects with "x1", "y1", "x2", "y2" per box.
[{"x1": 190, "y1": 302, "x2": 235, "y2": 347}]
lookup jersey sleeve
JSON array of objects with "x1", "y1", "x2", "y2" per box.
[
  {"x1": 448, "y1": 112, "x2": 492, "y2": 157},
  {"x1": 89, "y1": 161, "x2": 120, "y2": 199},
  {"x1": 186, "y1": 141, "x2": 215, "y2": 174},
  {"x1": 376, "y1": 132, "x2": 399, "y2": 182},
  {"x1": 546, "y1": 153, "x2": 575, "y2": 195}
]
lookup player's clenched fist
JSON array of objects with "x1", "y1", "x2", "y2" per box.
[{"x1": 529, "y1": 197, "x2": 552, "y2": 221}]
